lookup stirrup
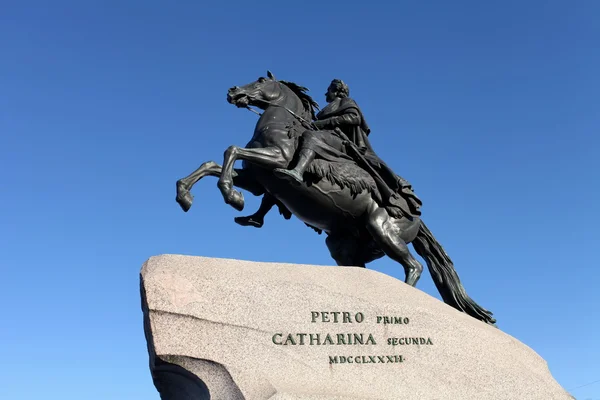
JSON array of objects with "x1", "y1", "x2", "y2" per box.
[{"x1": 273, "y1": 168, "x2": 304, "y2": 186}]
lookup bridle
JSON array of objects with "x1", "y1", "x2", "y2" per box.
[{"x1": 241, "y1": 89, "x2": 318, "y2": 131}]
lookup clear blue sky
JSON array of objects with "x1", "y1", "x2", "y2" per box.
[{"x1": 1, "y1": 1, "x2": 599, "y2": 399}]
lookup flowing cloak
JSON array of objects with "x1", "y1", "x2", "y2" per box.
[
  {"x1": 309, "y1": 97, "x2": 423, "y2": 218},
  {"x1": 316, "y1": 97, "x2": 372, "y2": 150}
]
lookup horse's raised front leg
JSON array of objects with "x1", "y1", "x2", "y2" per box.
[
  {"x1": 176, "y1": 161, "x2": 263, "y2": 212},
  {"x1": 218, "y1": 145, "x2": 288, "y2": 211}
]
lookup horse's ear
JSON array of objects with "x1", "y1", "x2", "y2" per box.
[{"x1": 267, "y1": 70, "x2": 276, "y2": 80}]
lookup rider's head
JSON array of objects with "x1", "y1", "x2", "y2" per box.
[{"x1": 326, "y1": 79, "x2": 349, "y2": 102}]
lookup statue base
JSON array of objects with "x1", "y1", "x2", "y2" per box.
[{"x1": 141, "y1": 254, "x2": 572, "y2": 400}]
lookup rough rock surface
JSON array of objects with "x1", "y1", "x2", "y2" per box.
[{"x1": 141, "y1": 254, "x2": 572, "y2": 400}]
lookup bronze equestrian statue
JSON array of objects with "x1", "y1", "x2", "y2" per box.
[
  {"x1": 235, "y1": 78, "x2": 422, "y2": 228},
  {"x1": 175, "y1": 71, "x2": 496, "y2": 325}
]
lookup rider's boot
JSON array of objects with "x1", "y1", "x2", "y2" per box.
[
  {"x1": 234, "y1": 194, "x2": 276, "y2": 228},
  {"x1": 234, "y1": 213, "x2": 265, "y2": 228},
  {"x1": 274, "y1": 148, "x2": 315, "y2": 186}
]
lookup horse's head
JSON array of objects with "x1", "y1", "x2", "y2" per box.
[{"x1": 227, "y1": 71, "x2": 282, "y2": 110}]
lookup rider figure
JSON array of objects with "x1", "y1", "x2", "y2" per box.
[
  {"x1": 275, "y1": 79, "x2": 369, "y2": 184},
  {"x1": 234, "y1": 79, "x2": 421, "y2": 228}
]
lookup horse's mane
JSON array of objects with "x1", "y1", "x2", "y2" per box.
[{"x1": 279, "y1": 80, "x2": 320, "y2": 120}]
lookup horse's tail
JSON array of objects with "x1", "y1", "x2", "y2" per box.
[{"x1": 412, "y1": 220, "x2": 496, "y2": 326}]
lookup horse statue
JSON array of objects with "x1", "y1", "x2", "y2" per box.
[{"x1": 175, "y1": 71, "x2": 496, "y2": 326}]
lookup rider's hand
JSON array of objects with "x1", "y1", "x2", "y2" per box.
[{"x1": 313, "y1": 120, "x2": 325, "y2": 129}]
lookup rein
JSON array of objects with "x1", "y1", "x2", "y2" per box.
[{"x1": 244, "y1": 96, "x2": 318, "y2": 131}]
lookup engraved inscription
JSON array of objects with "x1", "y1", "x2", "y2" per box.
[
  {"x1": 376, "y1": 316, "x2": 409, "y2": 324},
  {"x1": 329, "y1": 355, "x2": 404, "y2": 364},
  {"x1": 272, "y1": 333, "x2": 376, "y2": 345},
  {"x1": 270, "y1": 311, "x2": 434, "y2": 365},
  {"x1": 387, "y1": 337, "x2": 433, "y2": 346},
  {"x1": 311, "y1": 311, "x2": 364, "y2": 323}
]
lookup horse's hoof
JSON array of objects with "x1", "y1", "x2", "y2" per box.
[
  {"x1": 176, "y1": 181, "x2": 194, "y2": 212},
  {"x1": 227, "y1": 190, "x2": 245, "y2": 211},
  {"x1": 405, "y1": 271, "x2": 421, "y2": 287},
  {"x1": 234, "y1": 216, "x2": 263, "y2": 228},
  {"x1": 176, "y1": 191, "x2": 194, "y2": 212}
]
